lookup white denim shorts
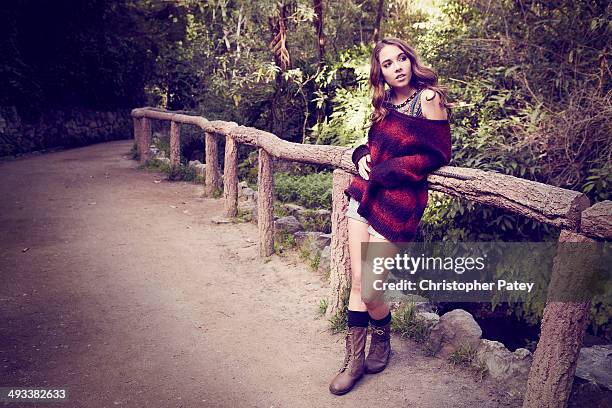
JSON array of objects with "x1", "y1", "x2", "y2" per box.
[{"x1": 345, "y1": 197, "x2": 386, "y2": 240}]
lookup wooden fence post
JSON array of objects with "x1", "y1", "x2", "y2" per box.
[
  {"x1": 258, "y1": 148, "x2": 274, "y2": 257},
  {"x1": 523, "y1": 230, "x2": 598, "y2": 408},
  {"x1": 170, "y1": 121, "x2": 181, "y2": 171},
  {"x1": 204, "y1": 132, "x2": 221, "y2": 196},
  {"x1": 327, "y1": 169, "x2": 352, "y2": 318},
  {"x1": 224, "y1": 136, "x2": 238, "y2": 218},
  {"x1": 139, "y1": 117, "x2": 152, "y2": 164}
]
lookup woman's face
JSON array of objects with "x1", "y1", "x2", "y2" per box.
[{"x1": 378, "y1": 44, "x2": 412, "y2": 89}]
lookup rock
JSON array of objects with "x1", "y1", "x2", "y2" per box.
[
  {"x1": 414, "y1": 302, "x2": 435, "y2": 313},
  {"x1": 239, "y1": 187, "x2": 255, "y2": 202},
  {"x1": 315, "y1": 233, "x2": 332, "y2": 251},
  {"x1": 294, "y1": 231, "x2": 323, "y2": 249},
  {"x1": 426, "y1": 309, "x2": 482, "y2": 358},
  {"x1": 211, "y1": 216, "x2": 231, "y2": 224},
  {"x1": 314, "y1": 209, "x2": 331, "y2": 217},
  {"x1": 238, "y1": 181, "x2": 248, "y2": 189},
  {"x1": 575, "y1": 344, "x2": 612, "y2": 390},
  {"x1": 157, "y1": 157, "x2": 170, "y2": 165},
  {"x1": 283, "y1": 203, "x2": 307, "y2": 217},
  {"x1": 415, "y1": 312, "x2": 440, "y2": 328},
  {"x1": 570, "y1": 377, "x2": 612, "y2": 408},
  {"x1": 194, "y1": 164, "x2": 206, "y2": 177},
  {"x1": 274, "y1": 216, "x2": 302, "y2": 235},
  {"x1": 475, "y1": 339, "x2": 532, "y2": 391},
  {"x1": 293, "y1": 231, "x2": 331, "y2": 254},
  {"x1": 317, "y1": 245, "x2": 331, "y2": 277},
  {"x1": 238, "y1": 201, "x2": 257, "y2": 222},
  {"x1": 188, "y1": 160, "x2": 206, "y2": 177},
  {"x1": 296, "y1": 207, "x2": 313, "y2": 217}
]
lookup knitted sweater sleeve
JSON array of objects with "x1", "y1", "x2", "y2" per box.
[
  {"x1": 351, "y1": 133, "x2": 370, "y2": 169},
  {"x1": 369, "y1": 134, "x2": 451, "y2": 188},
  {"x1": 351, "y1": 143, "x2": 370, "y2": 169}
]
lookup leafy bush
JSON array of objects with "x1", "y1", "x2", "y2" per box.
[{"x1": 274, "y1": 171, "x2": 332, "y2": 209}]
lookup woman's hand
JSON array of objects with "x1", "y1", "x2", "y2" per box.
[{"x1": 358, "y1": 154, "x2": 371, "y2": 180}]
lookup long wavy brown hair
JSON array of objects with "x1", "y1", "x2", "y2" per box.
[{"x1": 368, "y1": 37, "x2": 450, "y2": 125}]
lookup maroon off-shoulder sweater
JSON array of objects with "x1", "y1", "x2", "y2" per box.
[{"x1": 345, "y1": 109, "x2": 452, "y2": 242}]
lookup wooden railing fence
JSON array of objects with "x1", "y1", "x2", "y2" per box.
[{"x1": 131, "y1": 107, "x2": 611, "y2": 408}]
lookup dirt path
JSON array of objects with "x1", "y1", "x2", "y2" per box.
[{"x1": 0, "y1": 140, "x2": 521, "y2": 407}]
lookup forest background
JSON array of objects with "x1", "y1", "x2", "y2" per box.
[{"x1": 1, "y1": 0, "x2": 610, "y2": 344}]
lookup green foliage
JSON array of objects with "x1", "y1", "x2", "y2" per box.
[
  {"x1": 169, "y1": 164, "x2": 197, "y2": 182},
  {"x1": 299, "y1": 246, "x2": 322, "y2": 272},
  {"x1": 274, "y1": 171, "x2": 333, "y2": 209},
  {"x1": 145, "y1": 158, "x2": 170, "y2": 174},
  {"x1": 273, "y1": 202, "x2": 290, "y2": 218},
  {"x1": 448, "y1": 343, "x2": 478, "y2": 366},
  {"x1": 145, "y1": 157, "x2": 199, "y2": 183},
  {"x1": 234, "y1": 207, "x2": 254, "y2": 223},
  {"x1": 238, "y1": 151, "x2": 259, "y2": 188},
  {"x1": 317, "y1": 298, "x2": 328, "y2": 317},
  {"x1": 300, "y1": 209, "x2": 332, "y2": 234},
  {"x1": 391, "y1": 302, "x2": 431, "y2": 343},
  {"x1": 420, "y1": 192, "x2": 558, "y2": 242},
  {"x1": 329, "y1": 306, "x2": 348, "y2": 335},
  {"x1": 423, "y1": 0, "x2": 610, "y2": 204},
  {"x1": 130, "y1": 142, "x2": 139, "y2": 160},
  {"x1": 310, "y1": 44, "x2": 373, "y2": 146},
  {"x1": 211, "y1": 188, "x2": 223, "y2": 199},
  {"x1": 274, "y1": 230, "x2": 297, "y2": 256}
]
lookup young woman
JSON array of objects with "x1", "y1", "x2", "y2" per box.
[{"x1": 329, "y1": 37, "x2": 452, "y2": 395}]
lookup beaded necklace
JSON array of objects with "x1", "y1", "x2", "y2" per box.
[{"x1": 384, "y1": 88, "x2": 424, "y2": 117}]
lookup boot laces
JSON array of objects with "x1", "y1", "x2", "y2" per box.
[{"x1": 339, "y1": 330, "x2": 354, "y2": 372}]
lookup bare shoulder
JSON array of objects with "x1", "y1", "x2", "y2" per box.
[{"x1": 420, "y1": 89, "x2": 448, "y2": 120}]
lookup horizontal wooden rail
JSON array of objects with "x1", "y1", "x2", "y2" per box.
[{"x1": 131, "y1": 107, "x2": 591, "y2": 231}]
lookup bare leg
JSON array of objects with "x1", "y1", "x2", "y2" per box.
[
  {"x1": 347, "y1": 217, "x2": 391, "y2": 319},
  {"x1": 347, "y1": 218, "x2": 370, "y2": 312},
  {"x1": 364, "y1": 233, "x2": 391, "y2": 320}
]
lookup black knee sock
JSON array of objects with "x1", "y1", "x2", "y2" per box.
[
  {"x1": 347, "y1": 310, "x2": 370, "y2": 328},
  {"x1": 370, "y1": 311, "x2": 391, "y2": 327}
]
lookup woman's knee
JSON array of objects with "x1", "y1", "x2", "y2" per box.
[{"x1": 361, "y1": 293, "x2": 385, "y2": 309}]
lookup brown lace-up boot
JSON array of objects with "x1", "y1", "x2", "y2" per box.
[
  {"x1": 365, "y1": 322, "x2": 391, "y2": 374},
  {"x1": 329, "y1": 326, "x2": 367, "y2": 395}
]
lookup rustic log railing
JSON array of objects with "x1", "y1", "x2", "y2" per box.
[{"x1": 131, "y1": 107, "x2": 610, "y2": 408}]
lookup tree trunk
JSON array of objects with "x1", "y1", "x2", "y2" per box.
[
  {"x1": 313, "y1": 0, "x2": 326, "y2": 65},
  {"x1": 268, "y1": 3, "x2": 290, "y2": 138},
  {"x1": 312, "y1": 0, "x2": 327, "y2": 135},
  {"x1": 372, "y1": 0, "x2": 385, "y2": 45}
]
